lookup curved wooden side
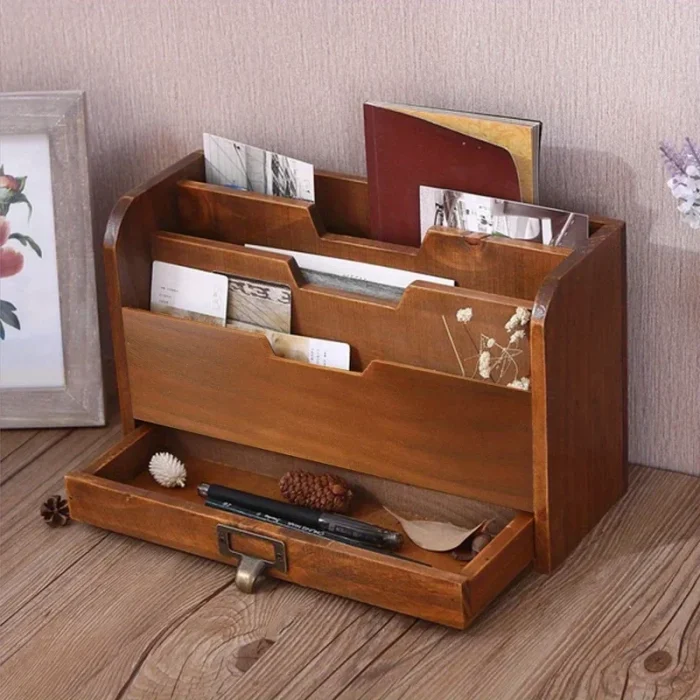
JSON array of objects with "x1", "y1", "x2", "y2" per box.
[
  {"x1": 104, "y1": 151, "x2": 204, "y2": 433},
  {"x1": 530, "y1": 221, "x2": 627, "y2": 572}
]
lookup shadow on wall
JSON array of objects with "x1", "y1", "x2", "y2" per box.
[
  {"x1": 539, "y1": 146, "x2": 653, "y2": 234},
  {"x1": 542, "y1": 145, "x2": 699, "y2": 472}
]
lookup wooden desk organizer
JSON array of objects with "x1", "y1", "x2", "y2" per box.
[{"x1": 65, "y1": 152, "x2": 627, "y2": 628}]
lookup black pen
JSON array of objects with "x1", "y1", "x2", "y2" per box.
[
  {"x1": 197, "y1": 482, "x2": 403, "y2": 551},
  {"x1": 202, "y1": 497, "x2": 424, "y2": 564}
]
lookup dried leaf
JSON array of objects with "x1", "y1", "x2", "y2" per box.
[{"x1": 384, "y1": 508, "x2": 484, "y2": 552}]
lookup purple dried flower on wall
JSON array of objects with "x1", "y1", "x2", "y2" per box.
[{"x1": 660, "y1": 138, "x2": 700, "y2": 229}]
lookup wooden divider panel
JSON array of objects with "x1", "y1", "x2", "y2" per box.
[
  {"x1": 122, "y1": 308, "x2": 533, "y2": 510},
  {"x1": 176, "y1": 179, "x2": 569, "y2": 300},
  {"x1": 151, "y1": 231, "x2": 533, "y2": 381}
]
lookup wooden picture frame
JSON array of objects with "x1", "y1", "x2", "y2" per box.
[{"x1": 0, "y1": 91, "x2": 104, "y2": 427}]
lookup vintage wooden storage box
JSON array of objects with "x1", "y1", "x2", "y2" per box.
[{"x1": 65, "y1": 152, "x2": 627, "y2": 629}]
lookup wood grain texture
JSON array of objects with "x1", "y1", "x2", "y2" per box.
[
  {"x1": 0, "y1": 429, "x2": 37, "y2": 461},
  {"x1": 313, "y1": 169, "x2": 370, "y2": 237},
  {"x1": 3, "y1": 0, "x2": 695, "y2": 473},
  {"x1": 121, "y1": 309, "x2": 534, "y2": 510},
  {"x1": 176, "y1": 177, "x2": 569, "y2": 301},
  {"x1": 152, "y1": 230, "x2": 535, "y2": 381},
  {"x1": 0, "y1": 422, "x2": 122, "y2": 625},
  {"x1": 0, "y1": 428, "x2": 70, "y2": 484},
  {"x1": 3, "y1": 425, "x2": 700, "y2": 699},
  {"x1": 165, "y1": 429, "x2": 517, "y2": 530},
  {"x1": 110, "y1": 163, "x2": 628, "y2": 572},
  {"x1": 105, "y1": 162, "x2": 628, "y2": 574},
  {"x1": 531, "y1": 223, "x2": 628, "y2": 571}
]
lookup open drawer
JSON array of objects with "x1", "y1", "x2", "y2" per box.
[{"x1": 65, "y1": 423, "x2": 534, "y2": 629}]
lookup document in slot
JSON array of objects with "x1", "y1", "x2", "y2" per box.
[{"x1": 245, "y1": 245, "x2": 456, "y2": 289}]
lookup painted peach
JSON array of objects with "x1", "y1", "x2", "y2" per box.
[
  {"x1": 0, "y1": 216, "x2": 9, "y2": 246},
  {"x1": 0, "y1": 247, "x2": 24, "y2": 278}
]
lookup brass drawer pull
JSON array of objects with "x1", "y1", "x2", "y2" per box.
[{"x1": 216, "y1": 524, "x2": 288, "y2": 593}]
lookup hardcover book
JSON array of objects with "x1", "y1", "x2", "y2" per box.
[{"x1": 364, "y1": 102, "x2": 541, "y2": 246}]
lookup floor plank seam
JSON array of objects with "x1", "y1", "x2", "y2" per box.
[
  {"x1": 0, "y1": 530, "x2": 112, "y2": 638},
  {"x1": 536, "y1": 506, "x2": 700, "y2": 699},
  {"x1": 626, "y1": 564, "x2": 700, "y2": 674},
  {"x1": 302, "y1": 614, "x2": 399, "y2": 700},
  {"x1": 0, "y1": 432, "x2": 37, "y2": 463},
  {"x1": 112, "y1": 576, "x2": 236, "y2": 700},
  {"x1": 241, "y1": 604, "x2": 374, "y2": 696},
  {"x1": 0, "y1": 429, "x2": 75, "y2": 487},
  {"x1": 327, "y1": 617, "x2": 419, "y2": 700},
  {"x1": 292, "y1": 609, "x2": 385, "y2": 700},
  {"x1": 359, "y1": 627, "x2": 450, "y2": 700}
]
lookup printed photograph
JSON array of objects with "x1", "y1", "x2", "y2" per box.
[
  {"x1": 204, "y1": 133, "x2": 315, "y2": 201},
  {"x1": 0, "y1": 133, "x2": 65, "y2": 389},
  {"x1": 419, "y1": 186, "x2": 589, "y2": 247}
]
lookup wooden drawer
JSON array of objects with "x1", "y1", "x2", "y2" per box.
[{"x1": 66, "y1": 424, "x2": 534, "y2": 629}]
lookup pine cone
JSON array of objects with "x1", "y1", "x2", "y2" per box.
[
  {"x1": 279, "y1": 471, "x2": 353, "y2": 513},
  {"x1": 40, "y1": 495, "x2": 70, "y2": 527}
]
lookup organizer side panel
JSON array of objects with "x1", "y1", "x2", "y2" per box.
[
  {"x1": 531, "y1": 225, "x2": 627, "y2": 572},
  {"x1": 122, "y1": 309, "x2": 534, "y2": 510},
  {"x1": 105, "y1": 152, "x2": 204, "y2": 432}
]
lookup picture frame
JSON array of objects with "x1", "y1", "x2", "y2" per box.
[{"x1": 0, "y1": 91, "x2": 104, "y2": 427}]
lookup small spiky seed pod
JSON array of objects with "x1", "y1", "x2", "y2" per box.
[
  {"x1": 40, "y1": 495, "x2": 70, "y2": 527},
  {"x1": 279, "y1": 471, "x2": 353, "y2": 513},
  {"x1": 148, "y1": 452, "x2": 187, "y2": 488}
]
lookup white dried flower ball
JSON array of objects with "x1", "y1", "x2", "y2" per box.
[
  {"x1": 505, "y1": 314, "x2": 519, "y2": 333},
  {"x1": 515, "y1": 307, "x2": 531, "y2": 326},
  {"x1": 487, "y1": 338, "x2": 496, "y2": 348},
  {"x1": 148, "y1": 452, "x2": 187, "y2": 488},
  {"x1": 456, "y1": 307, "x2": 473, "y2": 323},
  {"x1": 478, "y1": 351, "x2": 492, "y2": 379},
  {"x1": 506, "y1": 306, "x2": 532, "y2": 333},
  {"x1": 510, "y1": 330, "x2": 526, "y2": 344},
  {"x1": 507, "y1": 377, "x2": 531, "y2": 391}
]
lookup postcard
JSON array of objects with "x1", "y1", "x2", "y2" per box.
[
  {"x1": 419, "y1": 186, "x2": 589, "y2": 248},
  {"x1": 245, "y1": 245, "x2": 456, "y2": 289},
  {"x1": 231, "y1": 321, "x2": 350, "y2": 370},
  {"x1": 225, "y1": 274, "x2": 292, "y2": 333},
  {"x1": 151, "y1": 261, "x2": 227, "y2": 326},
  {"x1": 204, "y1": 133, "x2": 315, "y2": 201}
]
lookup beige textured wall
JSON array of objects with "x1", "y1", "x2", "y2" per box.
[{"x1": 1, "y1": 0, "x2": 698, "y2": 473}]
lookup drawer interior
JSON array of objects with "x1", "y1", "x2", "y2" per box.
[{"x1": 66, "y1": 424, "x2": 534, "y2": 628}]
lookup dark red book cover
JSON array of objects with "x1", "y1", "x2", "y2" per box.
[{"x1": 364, "y1": 104, "x2": 528, "y2": 246}]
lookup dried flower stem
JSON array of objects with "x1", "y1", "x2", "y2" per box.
[{"x1": 442, "y1": 315, "x2": 465, "y2": 377}]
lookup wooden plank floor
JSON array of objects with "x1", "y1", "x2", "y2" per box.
[{"x1": 1, "y1": 419, "x2": 698, "y2": 700}]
